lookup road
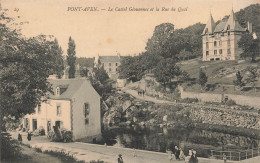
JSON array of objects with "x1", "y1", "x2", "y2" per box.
[{"x1": 11, "y1": 132, "x2": 223, "y2": 163}]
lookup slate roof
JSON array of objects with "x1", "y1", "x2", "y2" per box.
[
  {"x1": 47, "y1": 79, "x2": 88, "y2": 100},
  {"x1": 214, "y1": 21, "x2": 227, "y2": 33},
  {"x1": 99, "y1": 56, "x2": 120, "y2": 63}
]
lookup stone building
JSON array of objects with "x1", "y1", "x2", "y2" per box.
[
  {"x1": 23, "y1": 78, "x2": 101, "y2": 140},
  {"x1": 202, "y1": 10, "x2": 252, "y2": 61},
  {"x1": 94, "y1": 54, "x2": 121, "y2": 80}
]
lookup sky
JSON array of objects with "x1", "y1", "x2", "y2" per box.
[{"x1": 2, "y1": 0, "x2": 259, "y2": 58}]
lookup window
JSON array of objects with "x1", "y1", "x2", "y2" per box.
[
  {"x1": 116, "y1": 68, "x2": 118, "y2": 71},
  {"x1": 219, "y1": 41, "x2": 222, "y2": 46},
  {"x1": 83, "y1": 103, "x2": 90, "y2": 124},
  {"x1": 206, "y1": 51, "x2": 209, "y2": 56},
  {"x1": 109, "y1": 68, "x2": 111, "y2": 72},
  {"x1": 210, "y1": 58, "x2": 214, "y2": 61},
  {"x1": 206, "y1": 42, "x2": 209, "y2": 49},
  {"x1": 109, "y1": 63, "x2": 111, "y2": 66},
  {"x1": 57, "y1": 106, "x2": 61, "y2": 116},
  {"x1": 227, "y1": 49, "x2": 231, "y2": 55},
  {"x1": 116, "y1": 63, "x2": 118, "y2": 66},
  {"x1": 214, "y1": 50, "x2": 217, "y2": 55},
  {"x1": 38, "y1": 104, "x2": 41, "y2": 114},
  {"x1": 219, "y1": 49, "x2": 223, "y2": 54},
  {"x1": 227, "y1": 31, "x2": 230, "y2": 36},
  {"x1": 221, "y1": 33, "x2": 224, "y2": 36},
  {"x1": 227, "y1": 39, "x2": 230, "y2": 46},
  {"x1": 56, "y1": 87, "x2": 60, "y2": 96},
  {"x1": 227, "y1": 25, "x2": 230, "y2": 30},
  {"x1": 214, "y1": 41, "x2": 217, "y2": 47},
  {"x1": 216, "y1": 58, "x2": 220, "y2": 60}
]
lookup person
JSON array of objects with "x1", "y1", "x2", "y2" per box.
[
  {"x1": 27, "y1": 132, "x2": 32, "y2": 141},
  {"x1": 193, "y1": 151, "x2": 198, "y2": 163},
  {"x1": 179, "y1": 148, "x2": 186, "y2": 160},
  {"x1": 223, "y1": 153, "x2": 227, "y2": 163},
  {"x1": 118, "y1": 154, "x2": 123, "y2": 163},
  {"x1": 133, "y1": 148, "x2": 137, "y2": 157},
  {"x1": 175, "y1": 146, "x2": 180, "y2": 160},
  {"x1": 167, "y1": 148, "x2": 173, "y2": 162},
  {"x1": 18, "y1": 133, "x2": 22, "y2": 142},
  {"x1": 185, "y1": 150, "x2": 192, "y2": 163},
  {"x1": 142, "y1": 90, "x2": 145, "y2": 97}
]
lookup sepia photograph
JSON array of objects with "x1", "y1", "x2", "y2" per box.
[{"x1": 0, "y1": 0, "x2": 259, "y2": 162}]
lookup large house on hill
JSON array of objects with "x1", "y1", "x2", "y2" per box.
[
  {"x1": 202, "y1": 10, "x2": 252, "y2": 61},
  {"x1": 94, "y1": 54, "x2": 121, "y2": 80},
  {"x1": 23, "y1": 78, "x2": 101, "y2": 140}
]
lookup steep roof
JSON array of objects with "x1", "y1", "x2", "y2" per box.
[
  {"x1": 47, "y1": 78, "x2": 89, "y2": 100},
  {"x1": 99, "y1": 56, "x2": 120, "y2": 63},
  {"x1": 214, "y1": 21, "x2": 227, "y2": 33},
  {"x1": 202, "y1": 14, "x2": 216, "y2": 34}
]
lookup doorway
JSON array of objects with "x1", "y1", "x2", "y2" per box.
[{"x1": 32, "y1": 119, "x2": 37, "y2": 131}]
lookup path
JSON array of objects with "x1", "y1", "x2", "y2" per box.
[
  {"x1": 11, "y1": 132, "x2": 222, "y2": 163},
  {"x1": 121, "y1": 87, "x2": 258, "y2": 116}
]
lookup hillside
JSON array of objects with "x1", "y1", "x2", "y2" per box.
[{"x1": 178, "y1": 59, "x2": 260, "y2": 97}]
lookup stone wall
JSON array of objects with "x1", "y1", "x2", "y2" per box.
[
  {"x1": 188, "y1": 107, "x2": 260, "y2": 129},
  {"x1": 179, "y1": 86, "x2": 260, "y2": 108}
]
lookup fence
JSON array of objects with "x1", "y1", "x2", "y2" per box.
[{"x1": 210, "y1": 147, "x2": 260, "y2": 161}]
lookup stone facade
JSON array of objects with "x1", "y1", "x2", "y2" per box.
[
  {"x1": 202, "y1": 10, "x2": 251, "y2": 61},
  {"x1": 94, "y1": 54, "x2": 121, "y2": 80}
]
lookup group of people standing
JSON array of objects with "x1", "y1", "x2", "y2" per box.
[
  {"x1": 18, "y1": 132, "x2": 32, "y2": 142},
  {"x1": 167, "y1": 146, "x2": 198, "y2": 163},
  {"x1": 138, "y1": 89, "x2": 145, "y2": 96}
]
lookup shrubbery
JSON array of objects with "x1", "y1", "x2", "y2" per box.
[
  {"x1": 32, "y1": 126, "x2": 45, "y2": 136},
  {"x1": 0, "y1": 132, "x2": 21, "y2": 161},
  {"x1": 47, "y1": 128, "x2": 73, "y2": 142}
]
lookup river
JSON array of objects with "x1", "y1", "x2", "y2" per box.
[{"x1": 101, "y1": 126, "x2": 259, "y2": 159}]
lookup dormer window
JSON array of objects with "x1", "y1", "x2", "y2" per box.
[
  {"x1": 56, "y1": 87, "x2": 60, "y2": 96},
  {"x1": 227, "y1": 25, "x2": 230, "y2": 30}
]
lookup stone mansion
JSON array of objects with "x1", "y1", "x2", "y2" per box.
[{"x1": 202, "y1": 10, "x2": 252, "y2": 61}]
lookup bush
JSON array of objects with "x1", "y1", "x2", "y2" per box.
[
  {"x1": 225, "y1": 99, "x2": 236, "y2": 106},
  {"x1": 47, "y1": 128, "x2": 73, "y2": 142},
  {"x1": 0, "y1": 132, "x2": 21, "y2": 161},
  {"x1": 180, "y1": 98, "x2": 199, "y2": 103},
  {"x1": 33, "y1": 126, "x2": 45, "y2": 136}
]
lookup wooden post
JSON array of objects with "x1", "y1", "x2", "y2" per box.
[
  {"x1": 229, "y1": 151, "x2": 232, "y2": 161},
  {"x1": 246, "y1": 151, "x2": 247, "y2": 159},
  {"x1": 239, "y1": 152, "x2": 240, "y2": 161}
]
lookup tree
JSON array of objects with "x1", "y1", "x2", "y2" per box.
[
  {"x1": 49, "y1": 39, "x2": 64, "y2": 78},
  {"x1": 238, "y1": 33, "x2": 260, "y2": 62},
  {"x1": 118, "y1": 56, "x2": 145, "y2": 82},
  {"x1": 233, "y1": 71, "x2": 244, "y2": 87},
  {"x1": 245, "y1": 66, "x2": 259, "y2": 92},
  {"x1": 154, "y1": 58, "x2": 180, "y2": 87},
  {"x1": 198, "y1": 69, "x2": 208, "y2": 88},
  {"x1": 90, "y1": 67, "x2": 112, "y2": 100},
  {"x1": 0, "y1": 8, "x2": 64, "y2": 130},
  {"x1": 145, "y1": 23, "x2": 175, "y2": 58},
  {"x1": 67, "y1": 36, "x2": 76, "y2": 78}
]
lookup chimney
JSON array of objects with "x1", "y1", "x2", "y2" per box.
[{"x1": 247, "y1": 22, "x2": 252, "y2": 33}]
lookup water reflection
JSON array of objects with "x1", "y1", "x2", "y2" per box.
[{"x1": 102, "y1": 126, "x2": 259, "y2": 158}]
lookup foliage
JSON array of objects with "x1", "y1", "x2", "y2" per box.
[
  {"x1": 118, "y1": 56, "x2": 145, "y2": 81},
  {"x1": 0, "y1": 9, "x2": 64, "y2": 130},
  {"x1": 67, "y1": 36, "x2": 76, "y2": 78},
  {"x1": 238, "y1": 33, "x2": 260, "y2": 62},
  {"x1": 179, "y1": 98, "x2": 199, "y2": 103},
  {"x1": 90, "y1": 67, "x2": 112, "y2": 100},
  {"x1": 33, "y1": 126, "x2": 45, "y2": 136},
  {"x1": 42, "y1": 150, "x2": 85, "y2": 163},
  {"x1": 145, "y1": 23, "x2": 175, "y2": 58},
  {"x1": 0, "y1": 132, "x2": 21, "y2": 161},
  {"x1": 198, "y1": 69, "x2": 208, "y2": 87},
  {"x1": 76, "y1": 57, "x2": 95, "y2": 68},
  {"x1": 245, "y1": 66, "x2": 259, "y2": 84},
  {"x1": 233, "y1": 71, "x2": 245, "y2": 87},
  {"x1": 177, "y1": 49, "x2": 192, "y2": 61},
  {"x1": 154, "y1": 58, "x2": 180, "y2": 87},
  {"x1": 225, "y1": 99, "x2": 237, "y2": 106},
  {"x1": 49, "y1": 39, "x2": 64, "y2": 78},
  {"x1": 47, "y1": 128, "x2": 73, "y2": 142}
]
